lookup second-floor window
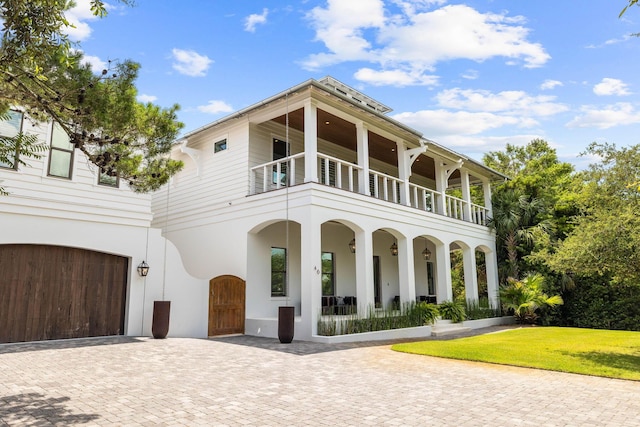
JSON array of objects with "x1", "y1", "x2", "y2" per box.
[
  {"x1": 272, "y1": 138, "x2": 288, "y2": 185},
  {"x1": 0, "y1": 110, "x2": 23, "y2": 170},
  {"x1": 47, "y1": 123, "x2": 74, "y2": 179},
  {"x1": 98, "y1": 167, "x2": 119, "y2": 187}
]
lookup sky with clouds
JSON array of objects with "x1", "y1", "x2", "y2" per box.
[{"x1": 71, "y1": 0, "x2": 640, "y2": 166}]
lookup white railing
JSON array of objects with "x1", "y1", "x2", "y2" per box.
[
  {"x1": 444, "y1": 195, "x2": 490, "y2": 225},
  {"x1": 408, "y1": 183, "x2": 440, "y2": 213},
  {"x1": 249, "y1": 152, "x2": 491, "y2": 226},
  {"x1": 249, "y1": 152, "x2": 305, "y2": 194},
  {"x1": 470, "y1": 202, "x2": 490, "y2": 226},
  {"x1": 369, "y1": 169, "x2": 403, "y2": 203},
  {"x1": 317, "y1": 153, "x2": 362, "y2": 192}
]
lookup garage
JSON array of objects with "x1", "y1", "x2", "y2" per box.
[{"x1": 0, "y1": 244, "x2": 128, "y2": 344}]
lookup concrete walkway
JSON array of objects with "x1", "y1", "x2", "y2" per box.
[{"x1": 0, "y1": 331, "x2": 639, "y2": 426}]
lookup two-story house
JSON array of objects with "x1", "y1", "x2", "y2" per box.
[
  {"x1": 0, "y1": 109, "x2": 206, "y2": 344},
  {"x1": 153, "y1": 77, "x2": 507, "y2": 342}
]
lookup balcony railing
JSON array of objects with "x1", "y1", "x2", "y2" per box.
[{"x1": 249, "y1": 152, "x2": 490, "y2": 226}]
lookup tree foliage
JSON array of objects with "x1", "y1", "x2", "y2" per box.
[
  {"x1": 0, "y1": 0, "x2": 183, "y2": 194},
  {"x1": 547, "y1": 143, "x2": 640, "y2": 286},
  {"x1": 499, "y1": 274, "x2": 563, "y2": 324}
]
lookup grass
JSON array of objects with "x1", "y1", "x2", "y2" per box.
[{"x1": 392, "y1": 326, "x2": 640, "y2": 381}]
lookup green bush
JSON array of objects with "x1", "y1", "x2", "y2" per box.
[
  {"x1": 465, "y1": 299, "x2": 501, "y2": 320},
  {"x1": 438, "y1": 300, "x2": 466, "y2": 323}
]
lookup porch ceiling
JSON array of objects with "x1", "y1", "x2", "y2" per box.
[{"x1": 272, "y1": 109, "x2": 437, "y2": 179}]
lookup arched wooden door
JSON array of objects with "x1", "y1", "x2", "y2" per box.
[{"x1": 208, "y1": 275, "x2": 245, "y2": 336}]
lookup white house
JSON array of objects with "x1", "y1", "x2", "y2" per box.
[
  {"x1": 0, "y1": 109, "x2": 206, "y2": 344},
  {"x1": 152, "y1": 77, "x2": 507, "y2": 342},
  {"x1": 0, "y1": 77, "x2": 506, "y2": 344}
]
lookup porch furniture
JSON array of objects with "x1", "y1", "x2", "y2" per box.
[{"x1": 321, "y1": 295, "x2": 357, "y2": 315}]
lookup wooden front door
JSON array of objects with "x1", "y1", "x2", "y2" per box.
[
  {"x1": 0, "y1": 244, "x2": 128, "y2": 343},
  {"x1": 208, "y1": 275, "x2": 245, "y2": 336}
]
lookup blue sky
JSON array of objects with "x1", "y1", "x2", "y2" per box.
[{"x1": 67, "y1": 0, "x2": 640, "y2": 167}]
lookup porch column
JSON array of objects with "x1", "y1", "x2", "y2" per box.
[
  {"x1": 300, "y1": 211, "x2": 322, "y2": 338},
  {"x1": 396, "y1": 140, "x2": 410, "y2": 206},
  {"x1": 435, "y1": 243, "x2": 453, "y2": 302},
  {"x1": 397, "y1": 236, "x2": 416, "y2": 303},
  {"x1": 482, "y1": 178, "x2": 493, "y2": 217},
  {"x1": 356, "y1": 121, "x2": 370, "y2": 195},
  {"x1": 355, "y1": 230, "x2": 375, "y2": 311},
  {"x1": 304, "y1": 100, "x2": 318, "y2": 183},
  {"x1": 485, "y1": 246, "x2": 500, "y2": 308},
  {"x1": 462, "y1": 245, "x2": 479, "y2": 303},
  {"x1": 434, "y1": 161, "x2": 448, "y2": 216},
  {"x1": 460, "y1": 170, "x2": 472, "y2": 222}
]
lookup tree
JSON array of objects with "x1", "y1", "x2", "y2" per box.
[
  {"x1": 0, "y1": 0, "x2": 183, "y2": 194},
  {"x1": 500, "y1": 274, "x2": 563, "y2": 324},
  {"x1": 548, "y1": 143, "x2": 640, "y2": 286}
]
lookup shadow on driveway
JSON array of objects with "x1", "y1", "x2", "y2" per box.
[{"x1": 0, "y1": 393, "x2": 100, "y2": 426}]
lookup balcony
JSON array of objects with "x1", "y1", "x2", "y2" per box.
[{"x1": 249, "y1": 152, "x2": 490, "y2": 226}]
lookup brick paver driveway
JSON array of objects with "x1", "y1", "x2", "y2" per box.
[{"x1": 1, "y1": 333, "x2": 639, "y2": 426}]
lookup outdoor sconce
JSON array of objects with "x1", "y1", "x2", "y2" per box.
[
  {"x1": 137, "y1": 260, "x2": 150, "y2": 277},
  {"x1": 422, "y1": 248, "x2": 431, "y2": 260},
  {"x1": 390, "y1": 242, "x2": 398, "y2": 256},
  {"x1": 348, "y1": 238, "x2": 356, "y2": 253}
]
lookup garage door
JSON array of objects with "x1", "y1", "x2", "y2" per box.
[{"x1": 0, "y1": 244, "x2": 128, "y2": 343}]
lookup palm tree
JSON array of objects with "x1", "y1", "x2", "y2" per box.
[
  {"x1": 500, "y1": 274, "x2": 563, "y2": 324},
  {"x1": 488, "y1": 188, "x2": 552, "y2": 281}
]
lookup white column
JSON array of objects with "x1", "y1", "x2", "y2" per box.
[
  {"x1": 396, "y1": 140, "x2": 411, "y2": 206},
  {"x1": 462, "y1": 245, "x2": 479, "y2": 303},
  {"x1": 435, "y1": 243, "x2": 453, "y2": 302},
  {"x1": 485, "y1": 247, "x2": 500, "y2": 309},
  {"x1": 434, "y1": 161, "x2": 448, "y2": 216},
  {"x1": 304, "y1": 100, "x2": 318, "y2": 183},
  {"x1": 460, "y1": 170, "x2": 472, "y2": 222},
  {"x1": 356, "y1": 121, "x2": 370, "y2": 195},
  {"x1": 482, "y1": 178, "x2": 493, "y2": 217},
  {"x1": 397, "y1": 236, "x2": 416, "y2": 303},
  {"x1": 355, "y1": 230, "x2": 374, "y2": 311},
  {"x1": 299, "y1": 211, "x2": 322, "y2": 338}
]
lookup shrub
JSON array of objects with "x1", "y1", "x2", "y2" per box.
[{"x1": 438, "y1": 300, "x2": 466, "y2": 323}]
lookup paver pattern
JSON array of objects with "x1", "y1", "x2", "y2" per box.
[{"x1": 0, "y1": 330, "x2": 639, "y2": 426}]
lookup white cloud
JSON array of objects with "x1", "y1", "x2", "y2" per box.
[
  {"x1": 392, "y1": 109, "x2": 534, "y2": 136},
  {"x1": 435, "y1": 88, "x2": 569, "y2": 116},
  {"x1": 81, "y1": 54, "x2": 107, "y2": 73},
  {"x1": 138, "y1": 94, "x2": 158, "y2": 103},
  {"x1": 540, "y1": 79, "x2": 563, "y2": 90},
  {"x1": 567, "y1": 103, "x2": 640, "y2": 129},
  {"x1": 354, "y1": 68, "x2": 438, "y2": 86},
  {"x1": 197, "y1": 100, "x2": 234, "y2": 115},
  {"x1": 64, "y1": 0, "x2": 99, "y2": 41},
  {"x1": 432, "y1": 134, "x2": 546, "y2": 159},
  {"x1": 171, "y1": 49, "x2": 213, "y2": 77},
  {"x1": 461, "y1": 69, "x2": 479, "y2": 80},
  {"x1": 593, "y1": 78, "x2": 631, "y2": 96},
  {"x1": 245, "y1": 8, "x2": 269, "y2": 32},
  {"x1": 303, "y1": 2, "x2": 549, "y2": 86}
]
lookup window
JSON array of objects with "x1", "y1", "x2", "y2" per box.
[
  {"x1": 214, "y1": 139, "x2": 227, "y2": 153},
  {"x1": 271, "y1": 247, "x2": 287, "y2": 297},
  {"x1": 272, "y1": 138, "x2": 288, "y2": 185},
  {"x1": 47, "y1": 123, "x2": 74, "y2": 179},
  {"x1": 427, "y1": 262, "x2": 435, "y2": 296},
  {"x1": 0, "y1": 110, "x2": 23, "y2": 169},
  {"x1": 321, "y1": 252, "x2": 335, "y2": 296},
  {"x1": 98, "y1": 167, "x2": 119, "y2": 187}
]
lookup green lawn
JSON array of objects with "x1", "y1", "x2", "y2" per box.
[{"x1": 392, "y1": 326, "x2": 640, "y2": 381}]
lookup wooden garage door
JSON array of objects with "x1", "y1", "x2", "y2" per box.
[
  {"x1": 0, "y1": 244, "x2": 128, "y2": 343},
  {"x1": 208, "y1": 275, "x2": 245, "y2": 336}
]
